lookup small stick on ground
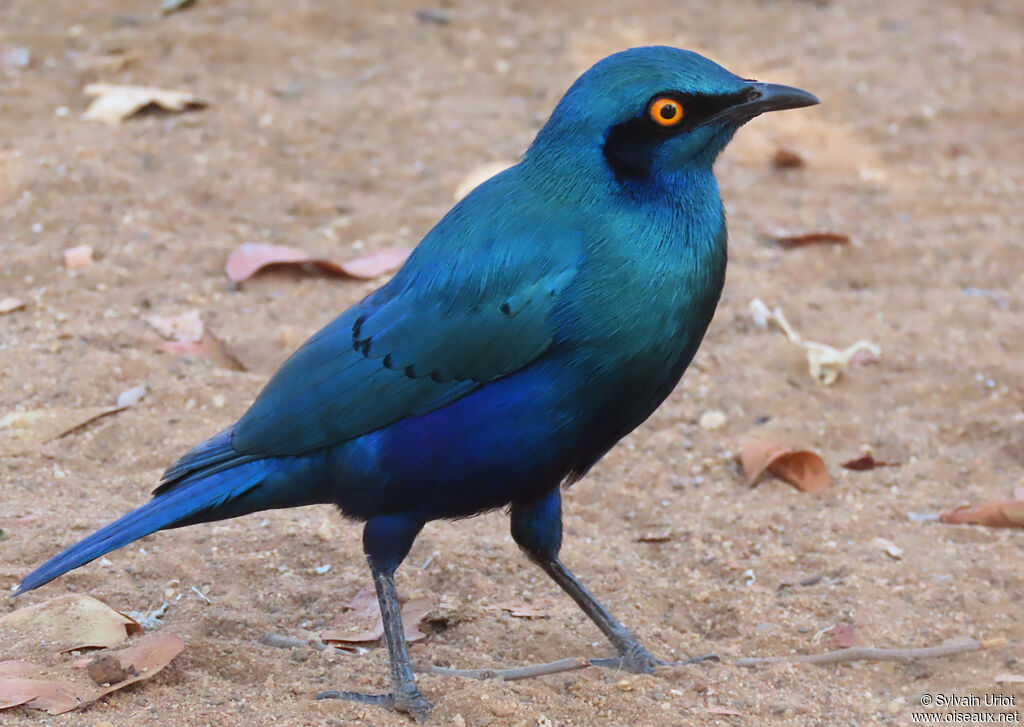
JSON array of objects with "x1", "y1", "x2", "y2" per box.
[
  {"x1": 734, "y1": 638, "x2": 991, "y2": 668},
  {"x1": 415, "y1": 652, "x2": 718, "y2": 681},
  {"x1": 415, "y1": 657, "x2": 591, "y2": 681}
]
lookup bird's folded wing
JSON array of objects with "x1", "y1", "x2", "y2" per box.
[{"x1": 227, "y1": 246, "x2": 579, "y2": 458}]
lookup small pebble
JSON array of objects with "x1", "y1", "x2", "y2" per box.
[{"x1": 698, "y1": 410, "x2": 727, "y2": 429}]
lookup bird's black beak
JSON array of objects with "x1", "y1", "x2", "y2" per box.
[{"x1": 706, "y1": 82, "x2": 819, "y2": 126}]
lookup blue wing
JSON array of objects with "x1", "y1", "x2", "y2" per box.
[{"x1": 217, "y1": 172, "x2": 582, "y2": 461}]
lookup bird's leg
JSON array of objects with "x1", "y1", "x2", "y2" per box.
[
  {"x1": 510, "y1": 490, "x2": 662, "y2": 674},
  {"x1": 316, "y1": 515, "x2": 431, "y2": 719}
]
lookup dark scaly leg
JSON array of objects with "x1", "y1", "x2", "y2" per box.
[
  {"x1": 317, "y1": 514, "x2": 432, "y2": 719},
  {"x1": 510, "y1": 489, "x2": 662, "y2": 673}
]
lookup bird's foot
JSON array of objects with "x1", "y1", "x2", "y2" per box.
[
  {"x1": 316, "y1": 688, "x2": 432, "y2": 721},
  {"x1": 589, "y1": 642, "x2": 664, "y2": 674}
]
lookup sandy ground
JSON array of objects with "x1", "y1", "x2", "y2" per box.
[{"x1": 2, "y1": 0, "x2": 1022, "y2": 725}]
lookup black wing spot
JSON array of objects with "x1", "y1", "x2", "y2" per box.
[
  {"x1": 404, "y1": 365, "x2": 417, "y2": 379},
  {"x1": 382, "y1": 353, "x2": 394, "y2": 369},
  {"x1": 359, "y1": 339, "x2": 371, "y2": 355},
  {"x1": 499, "y1": 301, "x2": 512, "y2": 315},
  {"x1": 352, "y1": 314, "x2": 366, "y2": 340},
  {"x1": 430, "y1": 371, "x2": 445, "y2": 383}
]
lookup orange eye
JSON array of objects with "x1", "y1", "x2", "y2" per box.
[{"x1": 648, "y1": 97, "x2": 684, "y2": 127}]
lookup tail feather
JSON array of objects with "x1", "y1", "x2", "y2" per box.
[{"x1": 14, "y1": 461, "x2": 273, "y2": 596}]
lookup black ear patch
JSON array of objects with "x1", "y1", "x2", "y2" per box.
[{"x1": 602, "y1": 91, "x2": 750, "y2": 183}]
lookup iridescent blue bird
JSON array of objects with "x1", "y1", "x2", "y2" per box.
[{"x1": 16, "y1": 47, "x2": 817, "y2": 717}]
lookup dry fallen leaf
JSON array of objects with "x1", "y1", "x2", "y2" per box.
[
  {"x1": 771, "y1": 147, "x2": 805, "y2": 169},
  {"x1": 82, "y1": 83, "x2": 206, "y2": 124},
  {"x1": 940, "y1": 499, "x2": 1024, "y2": 529},
  {"x1": 143, "y1": 310, "x2": 204, "y2": 342},
  {"x1": 740, "y1": 437, "x2": 831, "y2": 492},
  {"x1": 0, "y1": 297, "x2": 26, "y2": 314},
  {"x1": 749, "y1": 298, "x2": 881, "y2": 385},
  {"x1": 453, "y1": 160, "x2": 515, "y2": 201},
  {"x1": 0, "y1": 675, "x2": 86, "y2": 713},
  {"x1": 0, "y1": 632, "x2": 185, "y2": 715},
  {"x1": 825, "y1": 622, "x2": 857, "y2": 648},
  {"x1": 320, "y1": 585, "x2": 432, "y2": 649},
  {"x1": 841, "y1": 454, "x2": 900, "y2": 471},
  {"x1": 873, "y1": 537, "x2": 904, "y2": 560},
  {"x1": 225, "y1": 243, "x2": 410, "y2": 283},
  {"x1": 772, "y1": 231, "x2": 851, "y2": 248},
  {"x1": 0, "y1": 595, "x2": 141, "y2": 652},
  {"x1": 63, "y1": 245, "x2": 93, "y2": 270},
  {"x1": 993, "y1": 673, "x2": 1024, "y2": 684},
  {"x1": 144, "y1": 310, "x2": 244, "y2": 371},
  {"x1": 0, "y1": 407, "x2": 123, "y2": 456}
]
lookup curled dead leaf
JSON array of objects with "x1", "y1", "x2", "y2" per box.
[
  {"x1": 0, "y1": 595, "x2": 141, "y2": 652},
  {"x1": 144, "y1": 310, "x2": 244, "y2": 370},
  {"x1": 841, "y1": 454, "x2": 900, "y2": 471},
  {"x1": 771, "y1": 147, "x2": 805, "y2": 169},
  {"x1": 320, "y1": 585, "x2": 432, "y2": 649},
  {"x1": 940, "y1": 500, "x2": 1024, "y2": 529},
  {"x1": 225, "y1": 243, "x2": 410, "y2": 282},
  {"x1": 772, "y1": 231, "x2": 850, "y2": 248},
  {"x1": 0, "y1": 297, "x2": 26, "y2": 314},
  {"x1": 740, "y1": 438, "x2": 831, "y2": 492},
  {"x1": 825, "y1": 622, "x2": 857, "y2": 648},
  {"x1": 82, "y1": 83, "x2": 206, "y2": 124}
]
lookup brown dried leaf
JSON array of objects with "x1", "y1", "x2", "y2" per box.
[
  {"x1": 320, "y1": 586, "x2": 432, "y2": 648},
  {"x1": 400, "y1": 596, "x2": 433, "y2": 642},
  {"x1": 89, "y1": 632, "x2": 183, "y2": 700},
  {"x1": 941, "y1": 500, "x2": 1024, "y2": 528},
  {"x1": 143, "y1": 310, "x2": 204, "y2": 343},
  {"x1": 0, "y1": 297, "x2": 26, "y2": 314},
  {"x1": 337, "y1": 247, "x2": 413, "y2": 279},
  {"x1": 494, "y1": 597, "x2": 562, "y2": 619},
  {"x1": 771, "y1": 147, "x2": 805, "y2": 169},
  {"x1": 826, "y1": 622, "x2": 857, "y2": 648},
  {"x1": 225, "y1": 243, "x2": 410, "y2": 283},
  {"x1": 773, "y1": 232, "x2": 850, "y2": 248},
  {"x1": 0, "y1": 661, "x2": 42, "y2": 678},
  {"x1": 82, "y1": 83, "x2": 206, "y2": 124},
  {"x1": 0, "y1": 407, "x2": 124, "y2": 455},
  {"x1": 145, "y1": 310, "x2": 244, "y2": 370},
  {"x1": 0, "y1": 677, "x2": 88, "y2": 713},
  {"x1": 740, "y1": 438, "x2": 831, "y2": 492},
  {"x1": 159, "y1": 329, "x2": 245, "y2": 371},
  {"x1": 0, "y1": 595, "x2": 141, "y2": 652},
  {"x1": 841, "y1": 454, "x2": 900, "y2": 471}
]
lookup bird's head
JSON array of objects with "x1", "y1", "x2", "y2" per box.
[{"x1": 525, "y1": 46, "x2": 818, "y2": 188}]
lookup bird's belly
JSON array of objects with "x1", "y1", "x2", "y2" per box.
[{"x1": 325, "y1": 356, "x2": 589, "y2": 521}]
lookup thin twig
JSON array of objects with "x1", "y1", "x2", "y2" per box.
[
  {"x1": 734, "y1": 638, "x2": 987, "y2": 668},
  {"x1": 414, "y1": 657, "x2": 591, "y2": 681},
  {"x1": 415, "y1": 652, "x2": 719, "y2": 681}
]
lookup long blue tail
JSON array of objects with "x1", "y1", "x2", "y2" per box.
[{"x1": 14, "y1": 459, "x2": 284, "y2": 596}]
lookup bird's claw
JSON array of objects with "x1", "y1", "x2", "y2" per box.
[{"x1": 316, "y1": 688, "x2": 432, "y2": 720}]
